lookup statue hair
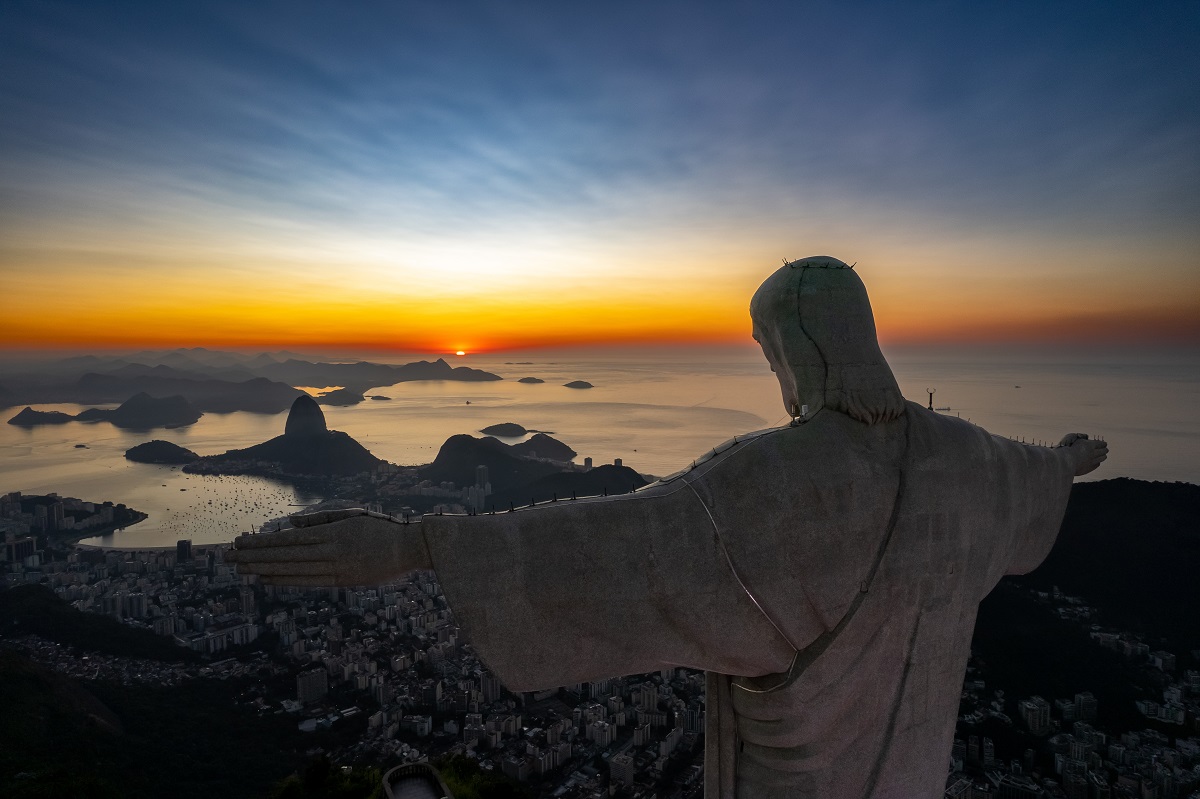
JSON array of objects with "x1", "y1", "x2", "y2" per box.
[{"x1": 750, "y1": 257, "x2": 906, "y2": 426}]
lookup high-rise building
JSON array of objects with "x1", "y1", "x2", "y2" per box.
[
  {"x1": 609, "y1": 752, "x2": 635, "y2": 786},
  {"x1": 1074, "y1": 691, "x2": 1098, "y2": 720},
  {"x1": 5, "y1": 535, "x2": 36, "y2": 562},
  {"x1": 297, "y1": 668, "x2": 328, "y2": 704},
  {"x1": 127, "y1": 592, "x2": 147, "y2": 619},
  {"x1": 997, "y1": 774, "x2": 1044, "y2": 799},
  {"x1": 951, "y1": 738, "x2": 966, "y2": 766},
  {"x1": 239, "y1": 586, "x2": 256, "y2": 616},
  {"x1": 462, "y1": 465, "x2": 492, "y2": 511},
  {"x1": 1018, "y1": 695, "x2": 1051, "y2": 735},
  {"x1": 176, "y1": 539, "x2": 192, "y2": 563}
]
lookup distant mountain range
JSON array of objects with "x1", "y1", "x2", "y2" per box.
[
  {"x1": 261, "y1": 357, "x2": 501, "y2": 394},
  {"x1": 0, "y1": 349, "x2": 503, "y2": 414}
]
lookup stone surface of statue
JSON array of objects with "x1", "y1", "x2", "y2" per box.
[{"x1": 229, "y1": 257, "x2": 1108, "y2": 798}]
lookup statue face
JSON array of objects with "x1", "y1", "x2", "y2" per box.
[
  {"x1": 752, "y1": 314, "x2": 828, "y2": 417},
  {"x1": 752, "y1": 322, "x2": 801, "y2": 413}
]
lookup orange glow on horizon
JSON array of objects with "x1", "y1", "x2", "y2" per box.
[
  {"x1": 3, "y1": 300, "x2": 1197, "y2": 353},
  {"x1": 2, "y1": 243, "x2": 1197, "y2": 353}
]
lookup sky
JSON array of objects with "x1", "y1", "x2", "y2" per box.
[{"x1": 1, "y1": 0, "x2": 1198, "y2": 354}]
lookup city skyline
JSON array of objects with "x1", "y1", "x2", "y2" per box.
[{"x1": 2, "y1": 1, "x2": 1198, "y2": 353}]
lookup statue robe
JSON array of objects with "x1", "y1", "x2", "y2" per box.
[{"x1": 421, "y1": 402, "x2": 1076, "y2": 798}]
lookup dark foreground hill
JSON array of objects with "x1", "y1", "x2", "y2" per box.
[
  {"x1": 0, "y1": 650, "x2": 127, "y2": 798},
  {"x1": 1020, "y1": 478, "x2": 1200, "y2": 652},
  {"x1": 497, "y1": 463, "x2": 649, "y2": 507},
  {"x1": 957, "y1": 479, "x2": 1200, "y2": 773},
  {"x1": 511, "y1": 432, "x2": 577, "y2": 461},
  {"x1": 0, "y1": 652, "x2": 309, "y2": 799},
  {"x1": 0, "y1": 584, "x2": 194, "y2": 662},
  {"x1": 422, "y1": 434, "x2": 560, "y2": 494},
  {"x1": 0, "y1": 586, "x2": 326, "y2": 799}
]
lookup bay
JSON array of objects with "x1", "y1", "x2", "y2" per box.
[{"x1": 0, "y1": 346, "x2": 1195, "y2": 549}]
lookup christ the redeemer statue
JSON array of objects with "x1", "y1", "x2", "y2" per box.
[{"x1": 228, "y1": 256, "x2": 1108, "y2": 799}]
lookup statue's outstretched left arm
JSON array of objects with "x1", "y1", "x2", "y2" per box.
[{"x1": 991, "y1": 432, "x2": 1109, "y2": 578}]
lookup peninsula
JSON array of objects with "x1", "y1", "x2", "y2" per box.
[
  {"x1": 185, "y1": 395, "x2": 382, "y2": 478},
  {"x1": 0, "y1": 490, "x2": 146, "y2": 547},
  {"x1": 7, "y1": 407, "x2": 73, "y2": 426}
]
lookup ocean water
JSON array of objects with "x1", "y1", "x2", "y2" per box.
[{"x1": 1, "y1": 347, "x2": 1196, "y2": 548}]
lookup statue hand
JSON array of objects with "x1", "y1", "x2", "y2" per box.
[
  {"x1": 226, "y1": 508, "x2": 431, "y2": 587},
  {"x1": 1058, "y1": 433, "x2": 1109, "y2": 476}
]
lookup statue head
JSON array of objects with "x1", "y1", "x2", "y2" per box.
[{"x1": 750, "y1": 256, "x2": 905, "y2": 425}]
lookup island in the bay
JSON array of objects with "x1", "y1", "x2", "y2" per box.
[
  {"x1": 183, "y1": 396, "x2": 637, "y2": 513},
  {"x1": 479, "y1": 422, "x2": 529, "y2": 436},
  {"x1": 124, "y1": 440, "x2": 200, "y2": 464}
]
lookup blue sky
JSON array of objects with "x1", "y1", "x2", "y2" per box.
[{"x1": 2, "y1": 1, "x2": 1198, "y2": 349}]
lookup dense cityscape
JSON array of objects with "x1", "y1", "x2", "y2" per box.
[{"x1": 2, "y1": 483, "x2": 1199, "y2": 798}]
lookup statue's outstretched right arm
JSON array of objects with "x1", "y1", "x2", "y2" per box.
[{"x1": 419, "y1": 484, "x2": 797, "y2": 690}]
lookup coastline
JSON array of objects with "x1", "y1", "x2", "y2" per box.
[{"x1": 43, "y1": 510, "x2": 149, "y2": 549}]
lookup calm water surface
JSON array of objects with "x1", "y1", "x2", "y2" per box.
[{"x1": 1, "y1": 347, "x2": 1196, "y2": 548}]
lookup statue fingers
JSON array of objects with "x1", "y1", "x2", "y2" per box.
[
  {"x1": 227, "y1": 542, "x2": 334, "y2": 564},
  {"x1": 291, "y1": 508, "x2": 368, "y2": 527},
  {"x1": 240, "y1": 560, "x2": 335, "y2": 576},
  {"x1": 258, "y1": 574, "x2": 337, "y2": 588},
  {"x1": 365, "y1": 509, "x2": 405, "y2": 523},
  {"x1": 234, "y1": 528, "x2": 334, "y2": 549}
]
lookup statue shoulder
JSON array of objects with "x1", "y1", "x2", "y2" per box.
[
  {"x1": 680, "y1": 411, "x2": 905, "y2": 645},
  {"x1": 902, "y1": 401, "x2": 1003, "y2": 464}
]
